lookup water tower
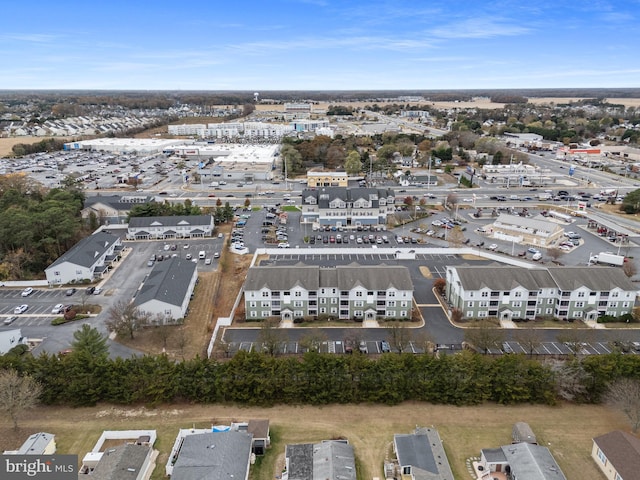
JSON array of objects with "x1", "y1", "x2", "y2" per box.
[{"x1": 254, "y1": 92, "x2": 259, "y2": 103}]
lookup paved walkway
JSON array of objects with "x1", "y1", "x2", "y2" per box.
[{"x1": 499, "y1": 319, "x2": 518, "y2": 328}]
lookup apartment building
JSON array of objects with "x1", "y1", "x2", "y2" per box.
[
  {"x1": 301, "y1": 187, "x2": 396, "y2": 229},
  {"x1": 244, "y1": 264, "x2": 413, "y2": 321},
  {"x1": 446, "y1": 266, "x2": 636, "y2": 321}
]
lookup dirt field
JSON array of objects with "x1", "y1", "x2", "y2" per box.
[
  {"x1": 0, "y1": 137, "x2": 67, "y2": 157},
  {"x1": 0, "y1": 401, "x2": 626, "y2": 480}
]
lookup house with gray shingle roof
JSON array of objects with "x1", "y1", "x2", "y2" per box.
[
  {"x1": 244, "y1": 263, "x2": 413, "y2": 321},
  {"x1": 127, "y1": 215, "x2": 214, "y2": 240},
  {"x1": 45, "y1": 232, "x2": 122, "y2": 285},
  {"x1": 592, "y1": 430, "x2": 640, "y2": 480},
  {"x1": 479, "y1": 442, "x2": 566, "y2": 480},
  {"x1": 82, "y1": 194, "x2": 154, "y2": 225},
  {"x1": 393, "y1": 427, "x2": 454, "y2": 480},
  {"x1": 133, "y1": 257, "x2": 197, "y2": 321},
  {"x1": 446, "y1": 265, "x2": 636, "y2": 321},
  {"x1": 284, "y1": 440, "x2": 356, "y2": 480},
  {"x1": 3, "y1": 432, "x2": 56, "y2": 455},
  {"x1": 170, "y1": 431, "x2": 253, "y2": 480}
]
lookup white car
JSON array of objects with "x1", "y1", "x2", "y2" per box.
[
  {"x1": 278, "y1": 242, "x2": 290, "y2": 248},
  {"x1": 488, "y1": 244, "x2": 498, "y2": 251},
  {"x1": 462, "y1": 198, "x2": 474, "y2": 202},
  {"x1": 14, "y1": 304, "x2": 29, "y2": 314},
  {"x1": 52, "y1": 303, "x2": 64, "y2": 314},
  {"x1": 559, "y1": 244, "x2": 572, "y2": 251},
  {"x1": 205, "y1": 258, "x2": 212, "y2": 265},
  {"x1": 21, "y1": 287, "x2": 34, "y2": 297},
  {"x1": 164, "y1": 244, "x2": 170, "y2": 251},
  {"x1": 431, "y1": 220, "x2": 443, "y2": 227}
]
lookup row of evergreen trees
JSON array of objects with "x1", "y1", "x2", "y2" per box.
[{"x1": 3, "y1": 349, "x2": 639, "y2": 408}]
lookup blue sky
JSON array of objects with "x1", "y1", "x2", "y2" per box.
[{"x1": 1, "y1": 0, "x2": 639, "y2": 90}]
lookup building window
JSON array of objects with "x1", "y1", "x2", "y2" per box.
[
  {"x1": 250, "y1": 311, "x2": 257, "y2": 317},
  {"x1": 294, "y1": 301, "x2": 303, "y2": 307},
  {"x1": 262, "y1": 291, "x2": 269, "y2": 297},
  {"x1": 467, "y1": 301, "x2": 474, "y2": 307},
  {"x1": 295, "y1": 291, "x2": 302, "y2": 297},
  {"x1": 512, "y1": 301, "x2": 522, "y2": 308},
  {"x1": 262, "y1": 311, "x2": 270, "y2": 317},
  {"x1": 355, "y1": 291, "x2": 363, "y2": 297},
  {"x1": 479, "y1": 301, "x2": 488, "y2": 307},
  {"x1": 250, "y1": 301, "x2": 257, "y2": 307},
  {"x1": 514, "y1": 291, "x2": 522, "y2": 297},
  {"x1": 355, "y1": 301, "x2": 364, "y2": 307},
  {"x1": 481, "y1": 291, "x2": 488, "y2": 297},
  {"x1": 400, "y1": 301, "x2": 408, "y2": 307},
  {"x1": 545, "y1": 308, "x2": 553, "y2": 314},
  {"x1": 575, "y1": 302, "x2": 584, "y2": 308},
  {"x1": 388, "y1": 291, "x2": 396, "y2": 297},
  {"x1": 466, "y1": 311, "x2": 473, "y2": 317},
  {"x1": 330, "y1": 307, "x2": 337, "y2": 314},
  {"x1": 612, "y1": 291, "x2": 619, "y2": 298},
  {"x1": 331, "y1": 298, "x2": 337, "y2": 304},
  {"x1": 547, "y1": 298, "x2": 554, "y2": 304},
  {"x1": 354, "y1": 310, "x2": 363, "y2": 317},
  {"x1": 320, "y1": 298, "x2": 326, "y2": 304},
  {"x1": 320, "y1": 307, "x2": 326, "y2": 314},
  {"x1": 387, "y1": 301, "x2": 396, "y2": 307},
  {"x1": 597, "y1": 448, "x2": 607, "y2": 465}
]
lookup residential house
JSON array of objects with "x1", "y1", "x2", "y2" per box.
[
  {"x1": 392, "y1": 427, "x2": 454, "y2": 480},
  {"x1": 244, "y1": 264, "x2": 413, "y2": 321},
  {"x1": 168, "y1": 430, "x2": 253, "y2": 480},
  {"x1": 45, "y1": 232, "x2": 123, "y2": 285},
  {"x1": 479, "y1": 442, "x2": 566, "y2": 480},
  {"x1": 79, "y1": 429, "x2": 157, "y2": 479},
  {"x1": 133, "y1": 257, "x2": 197, "y2": 322},
  {"x1": 446, "y1": 266, "x2": 637, "y2": 321},
  {"x1": 489, "y1": 214, "x2": 564, "y2": 248},
  {"x1": 127, "y1": 215, "x2": 214, "y2": 240},
  {"x1": 247, "y1": 419, "x2": 271, "y2": 455},
  {"x1": 3, "y1": 432, "x2": 56, "y2": 455},
  {"x1": 306, "y1": 170, "x2": 348, "y2": 188},
  {"x1": 301, "y1": 187, "x2": 396, "y2": 229},
  {"x1": 592, "y1": 430, "x2": 640, "y2": 480},
  {"x1": 284, "y1": 440, "x2": 356, "y2": 480}
]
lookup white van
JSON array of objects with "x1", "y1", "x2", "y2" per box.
[{"x1": 198, "y1": 251, "x2": 206, "y2": 259}]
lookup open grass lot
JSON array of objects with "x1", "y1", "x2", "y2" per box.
[
  {"x1": 0, "y1": 137, "x2": 69, "y2": 157},
  {"x1": 0, "y1": 402, "x2": 624, "y2": 480}
]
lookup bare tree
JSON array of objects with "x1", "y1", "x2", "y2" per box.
[
  {"x1": 546, "y1": 247, "x2": 564, "y2": 263},
  {"x1": 605, "y1": 378, "x2": 640, "y2": 432},
  {"x1": 446, "y1": 193, "x2": 458, "y2": 208},
  {"x1": 413, "y1": 331, "x2": 436, "y2": 355},
  {"x1": 385, "y1": 322, "x2": 413, "y2": 353},
  {"x1": 463, "y1": 320, "x2": 505, "y2": 354},
  {"x1": 257, "y1": 318, "x2": 288, "y2": 356},
  {"x1": 556, "y1": 325, "x2": 594, "y2": 357},
  {"x1": 447, "y1": 226, "x2": 465, "y2": 248},
  {"x1": 0, "y1": 369, "x2": 43, "y2": 430},
  {"x1": 105, "y1": 300, "x2": 149, "y2": 339},
  {"x1": 514, "y1": 328, "x2": 544, "y2": 357},
  {"x1": 299, "y1": 329, "x2": 328, "y2": 353},
  {"x1": 623, "y1": 261, "x2": 637, "y2": 278}
]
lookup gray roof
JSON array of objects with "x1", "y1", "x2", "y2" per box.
[
  {"x1": 47, "y1": 232, "x2": 119, "y2": 270},
  {"x1": 286, "y1": 441, "x2": 356, "y2": 480},
  {"x1": 547, "y1": 267, "x2": 637, "y2": 292},
  {"x1": 452, "y1": 266, "x2": 556, "y2": 291},
  {"x1": 593, "y1": 430, "x2": 640, "y2": 479},
  {"x1": 494, "y1": 213, "x2": 563, "y2": 234},
  {"x1": 172, "y1": 431, "x2": 253, "y2": 480},
  {"x1": 501, "y1": 443, "x2": 566, "y2": 480},
  {"x1": 302, "y1": 187, "x2": 395, "y2": 208},
  {"x1": 90, "y1": 443, "x2": 152, "y2": 480},
  {"x1": 481, "y1": 447, "x2": 506, "y2": 463},
  {"x1": 17, "y1": 432, "x2": 55, "y2": 455},
  {"x1": 85, "y1": 194, "x2": 154, "y2": 211},
  {"x1": 286, "y1": 443, "x2": 314, "y2": 480},
  {"x1": 128, "y1": 215, "x2": 213, "y2": 229},
  {"x1": 245, "y1": 264, "x2": 413, "y2": 292},
  {"x1": 394, "y1": 428, "x2": 454, "y2": 480},
  {"x1": 247, "y1": 419, "x2": 270, "y2": 440},
  {"x1": 134, "y1": 257, "x2": 197, "y2": 310}
]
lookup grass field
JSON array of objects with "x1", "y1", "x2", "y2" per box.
[{"x1": 0, "y1": 402, "x2": 623, "y2": 480}]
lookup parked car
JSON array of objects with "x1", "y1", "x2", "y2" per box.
[
  {"x1": 14, "y1": 304, "x2": 29, "y2": 314},
  {"x1": 65, "y1": 288, "x2": 77, "y2": 296},
  {"x1": 277, "y1": 242, "x2": 290, "y2": 248},
  {"x1": 380, "y1": 340, "x2": 391, "y2": 353},
  {"x1": 488, "y1": 244, "x2": 498, "y2": 251},
  {"x1": 3, "y1": 315, "x2": 17, "y2": 325},
  {"x1": 527, "y1": 247, "x2": 540, "y2": 254},
  {"x1": 85, "y1": 286, "x2": 95, "y2": 295},
  {"x1": 185, "y1": 253, "x2": 192, "y2": 260},
  {"x1": 214, "y1": 252, "x2": 220, "y2": 259},
  {"x1": 21, "y1": 287, "x2": 34, "y2": 297},
  {"x1": 358, "y1": 341, "x2": 368, "y2": 354},
  {"x1": 52, "y1": 303, "x2": 64, "y2": 314}
]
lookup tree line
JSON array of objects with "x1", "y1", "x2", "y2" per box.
[
  {"x1": 0, "y1": 176, "x2": 87, "y2": 280},
  {"x1": 4, "y1": 348, "x2": 640, "y2": 408}
]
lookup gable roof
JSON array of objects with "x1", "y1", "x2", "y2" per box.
[
  {"x1": 128, "y1": 215, "x2": 213, "y2": 229},
  {"x1": 302, "y1": 187, "x2": 395, "y2": 208},
  {"x1": 452, "y1": 266, "x2": 556, "y2": 291},
  {"x1": 285, "y1": 441, "x2": 356, "y2": 480},
  {"x1": 171, "y1": 431, "x2": 253, "y2": 480},
  {"x1": 90, "y1": 443, "x2": 152, "y2": 480},
  {"x1": 245, "y1": 264, "x2": 413, "y2": 292},
  {"x1": 547, "y1": 267, "x2": 636, "y2": 292},
  {"x1": 47, "y1": 232, "x2": 119, "y2": 270},
  {"x1": 16, "y1": 432, "x2": 55, "y2": 455},
  {"x1": 134, "y1": 257, "x2": 197, "y2": 310},
  {"x1": 394, "y1": 428, "x2": 454, "y2": 480},
  {"x1": 500, "y1": 443, "x2": 566, "y2": 480},
  {"x1": 593, "y1": 430, "x2": 640, "y2": 479},
  {"x1": 84, "y1": 195, "x2": 154, "y2": 211}
]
